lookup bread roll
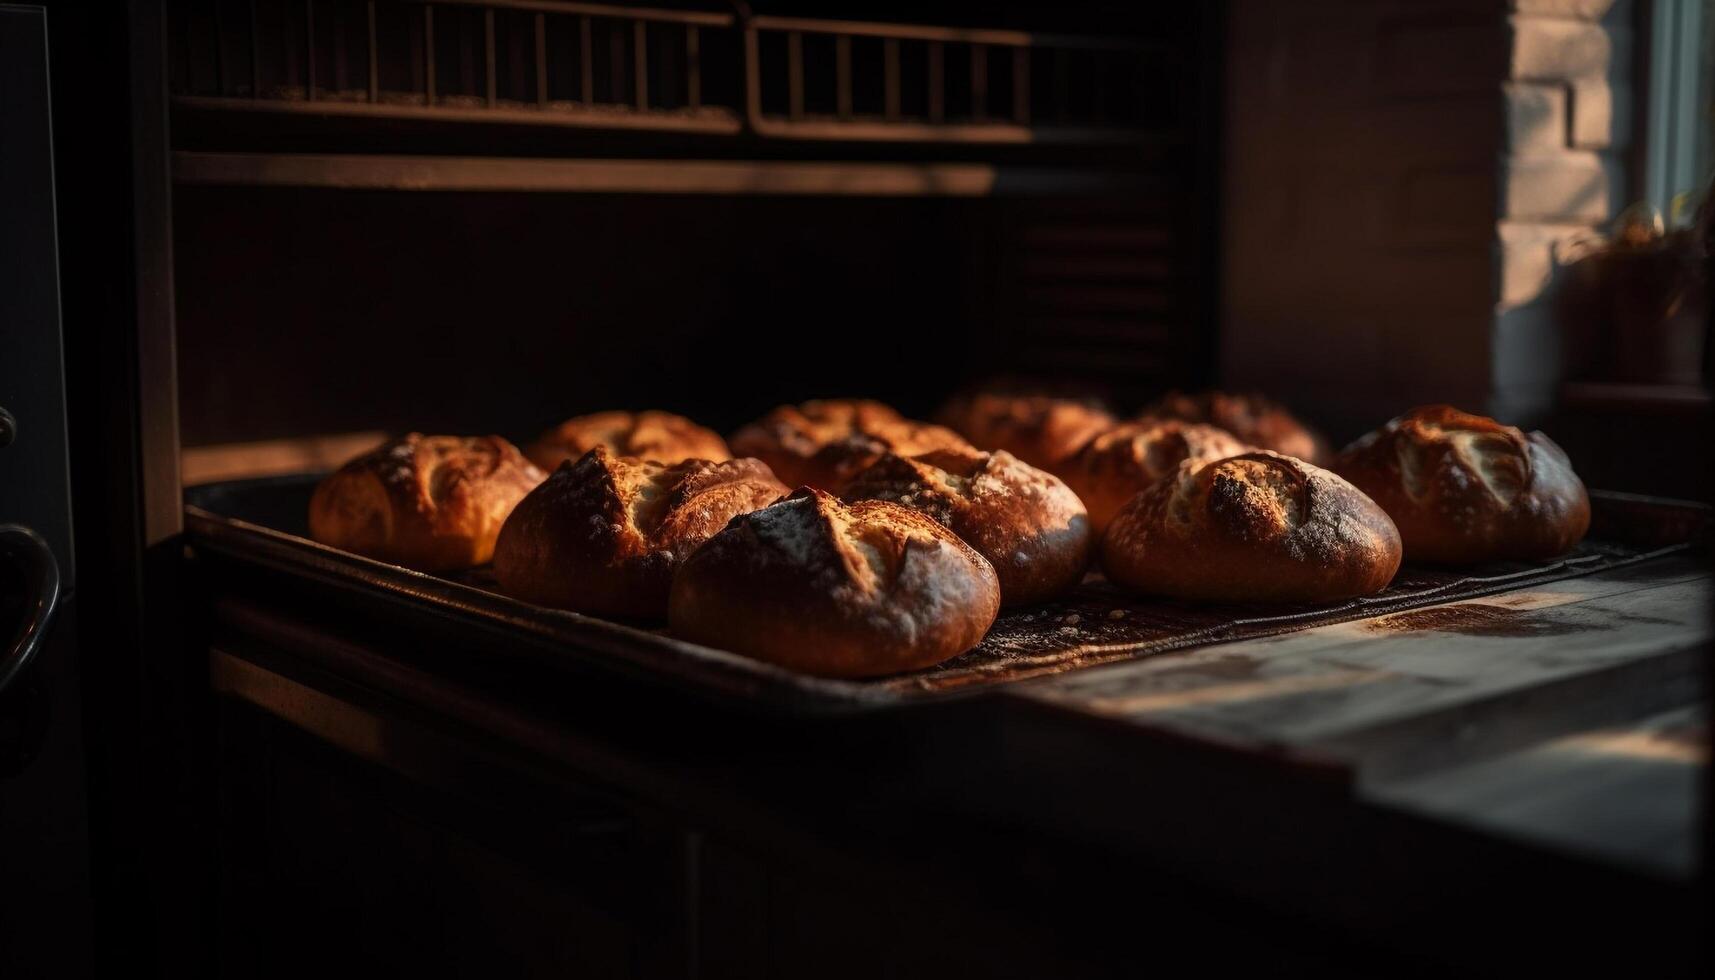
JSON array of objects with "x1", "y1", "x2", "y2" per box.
[
  {"x1": 493, "y1": 447, "x2": 786, "y2": 619},
  {"x1": 1102, "y1": 451, "x2": 1402, "y2": 603},
  {"x1": 1333, "y1": 405, "x2": 1590, "y2": 564},
  {"x1": 1140, "y1": 390, "x2": 1328, "y2": 463},
  {"x1": 308, "y1": 433, "x2": 545, "y2": 571},
  {"x1": 934, "y1": 393, "x2": 1115, "y2": 469},
  {"x1": 668, "y1": 488, "x2": 1001, "y2": 678},
  {"x1": 1057, "y1": 420, "x2": 1252, "y2": 534},
  {"x1": 729, "y1": 399, "x2": 972, "y2": 490},
  {"x1": 526, "y1": 410, "x2": 729, "y2": 471},
  {"x1": 842, "y1": 448, "x2": 1092, "y2": 606}
]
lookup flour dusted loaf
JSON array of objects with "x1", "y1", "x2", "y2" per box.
[
  {"x1": 308, "y1": 433, "x2": 545, "y2": 571},
  {"x1": 1141, "y1": 390, "x2": 1328, "y2": 463},
  {"x1": 1333, "y1": 405, "x2": 1590, "y2": 564},
  {"x1": 1057, "y1": 420, "x2": 1253, "y2": 534},
  {"x1": 842, "y1": 447, "x2": 1092, "y2": 607},
  {"x1": 934, "y1": 393, "x2": 1116, "y2": 470},
  {"x1": 729, "y1": 399, "x2": 972, "y2": 491},
  {"x1": 1101, "y1": 451, "x2": 1402, "y2": 603},
  {"x1": 526, "y1": 410, "x2": 729, "y2": 471},
  {"x1": 668, "y1": 488, "x2": 1001, "y2": 678},
  {"x1": 493, "y1": 447, "x2": 786, "y2": 619}
]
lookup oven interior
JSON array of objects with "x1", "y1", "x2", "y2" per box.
[{"x1": 167, "y1": 0, "x2": 1218, "y2": 460}]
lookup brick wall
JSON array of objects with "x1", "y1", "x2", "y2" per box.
[
  {"x1": 1221, "y1": 0, "x2": 1634, "y2": 439},
  {"x1": 1494, "y1": 0, "x2": 1632, "y2": 422}
]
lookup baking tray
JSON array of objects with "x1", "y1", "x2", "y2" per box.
[{"x1": 185, "y1": 475, "x2": 1709, "y2": 714}]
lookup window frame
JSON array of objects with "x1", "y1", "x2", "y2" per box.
[{"x1": 1641, "y1": 0, "x2": 1710, "y2": 225}]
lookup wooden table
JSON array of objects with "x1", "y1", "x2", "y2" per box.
[{"x1": 201, "y1": 553, "x2": 1712, "y2": 977}]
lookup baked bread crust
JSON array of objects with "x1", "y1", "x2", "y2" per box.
[
  {"x1": 526, "y1": 410, "x2": 730, "y2": 471},
  {"x1": 1141, "y1": 390, "x2": 1328, "y2": 463},
  {"x1": 1332, "y1": 405, "x2": 1591, "y2": 564},
  {"x1": 308, "y1": 433, "x2": 545, "y2": 571},
  {"x1": 668, "y1": 488, "x2": 1001, "y2": 678},
  {"x1": 493, "y1": 447, "x2": 786, "y2": 618},
  {"x1": 934, "y1": 393, "x2": 1116, "y2": 470},
  {"x1": 1101, "y1": 451, "x2": 1402, "y2": 602},
  {"x1": 1058, "y1": 420, "x2": 1253, "y2": 534},
  {"x1": 729, "y1": 399, "x2": 972, "y2": 490},
  {"x1": 842, "y1": 448, "x2": 1092, "y2": 607}
]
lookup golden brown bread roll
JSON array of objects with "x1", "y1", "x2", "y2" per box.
[
  {"x1": 934, "y1": 393, "x2": 1116, "y2": 470},
  {"x1": 526, "y1": 410, "x2": 729, "y2": 471},
  {"x1": 1057, "y1": 420, "x2": 1253, "y2": 534},
  {"x1": 668, "y1": 488, "x2": 1001, "y2": 678},
  {"x1": 1332, "y1": 405, "x2": 1591, "y2": 564},
  {"x1": 308, "y1": 433, "x2": 545, "y2": 571},
  {"x1": 492, "y1": 447, "x2": 786, "y2": 619},
  {"x1": 1102, "y1": 451, "x2": 1402, "y2": 603},
  {"x1": 1140, "y1": 390, "x2": 1328, "y2": 463},
  {"x1": 841, "y1": 447, "x2": 1092, "y2": 607},
  {"x1": 729, "y1": 399, "x2": 973, "y2": 491}
]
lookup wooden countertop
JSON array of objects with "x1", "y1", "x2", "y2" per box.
[
  {"x1": 201, "y1": 551, "x2": 1712, "y2": 974},
  {"x1": 1017, "y1": 554, "x2": 1710, "y2": 878}
]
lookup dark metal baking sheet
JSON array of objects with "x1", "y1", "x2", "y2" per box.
[{"x1": 184, "y1": 475, "x2": 1709, "y2": 713}]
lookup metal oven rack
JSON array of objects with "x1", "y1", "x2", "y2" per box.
[{"x1": 167, "y1": 0, "x2": 1176, "y2": 145}]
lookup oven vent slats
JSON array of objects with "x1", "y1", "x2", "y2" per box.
[
  {"x1": 167, "y1": 0, "x2": 1177, "y2": 146},
  {"x1": 1004, "y1": 202, "x2": 1196, "y2": 397},
  {"x1": 171, "y1": 0, "x2": 745, "y2": 135}
]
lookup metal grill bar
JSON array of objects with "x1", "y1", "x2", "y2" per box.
[
  {"x1": 578, "y1": 15, "x2": 592, "y2": 102},
  {"x1": 927, "y1": 40, "x2": 943, "y2": 124},
  {"x1": 970, "y1": 42, "x2": 986, "y2": 120},
  {"x1": 633, "y1": 20, "x2": 646, "y2": 110},
  {"x1": 835, "y1": 34, "x2": 851, "y2": 120},
  {"x1": 304, "y1": 0, "x2": 316, "y2": 100},
  {"x1": 534, "y1": 12, "x2": 546, "y2": 106},
  {"x1": 608, "y1": 20, "x2": 623, "y2": 105},
  {"x1": 424, "y1": 4, "x2": 435, "y2": 102},
  {"x1": 367, "y1": 1, "x2": 379, "y2": 101},
  {"x1": 484, "y1": 7, "x2": 495, "y2": 106},
  {"x1": 686, "y1": 24, "x2": 699, "y2": 109},
  {"x1": 787, "y1": 31, "x2": 802, "y2": 120},
  {"x1": 883, "y1": 37, "x2": 898, "y2": 121},
  {"x1": 1012, "y1": 46, "x2": 1028, "y2": 124},
  {"x1": 213, "y1": 1, "x2": 227, "y2": 94}
]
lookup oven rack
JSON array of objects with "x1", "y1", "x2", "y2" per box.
[{"x1": 167, "y1": 0, "x2": 1179, "y2": 147}]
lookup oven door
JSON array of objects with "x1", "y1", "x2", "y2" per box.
[{"x1": 0, "y1": 5, "x2": 94, "y2": 975}]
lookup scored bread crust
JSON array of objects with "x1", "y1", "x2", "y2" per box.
[
  {"x1": 729, "y1": 399, "x2": 973, "y2": 491},
  {"x1": 1333, "y1": 405, "x2": 1590, "y2": 564},
  {"x1": 934, "y1": 393, "x2": 1116, "y2": 470},
  {"x1": 668, "y1": 488, "x2": 1001, "y2": 678},
  {"x1": 1140, "y1": 390, "x2": 1328, "y2": 464},
  {"x1": 308, "y1": 433, "x2": 546, "y2": 571},
  {"x1": 493, "y1": 446, "x2": 786, "y2": 619},
  {"x1": 1057, "y1": 419, "x2": 1253, "y2": 534},
  {"x1": 841, "y1": 447, "x2": 1092, "y2": 607},
  {"x1": 526, "y1": 410, "x2": 730, "y2": 471},
  {"x1": 1101, "y1": 451, "x2": 1402, "y2": 603}
]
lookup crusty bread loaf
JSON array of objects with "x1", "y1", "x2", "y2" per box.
[
  {"x1": 1140, "y1": 390, "x2": 1328, "y2": 463},
  {"x1": 934, "y1": 393, "x2": 1116, "y2": 470},
  {"x1": 1333, "y1": 405, "x2": 1591, "y2": 564},
  {"x1": 841, "y1": 447, "x2": 1092, "y2": 606},
  {"x1": 668, "y1": 488, "x2": 1000, "y2": 678},
  {"x1": 308, "y1": 433, "x2": 545, "y2": 571},
  {"x1": 526, "y1": 410, "x2": 729, "y2": 471},
  {"x1": 1057, "y1": 420, "x2": 1253, "y2": 534},
  {"x1": 729, "y1": 399, "x2": 973, "y2": 491},
  {"x1": 1101, "y1": 451, "x2": 1402, "y2": 603},
  {"x1": 493, "y1": 447, "x2": 786, "y2": 619}
]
